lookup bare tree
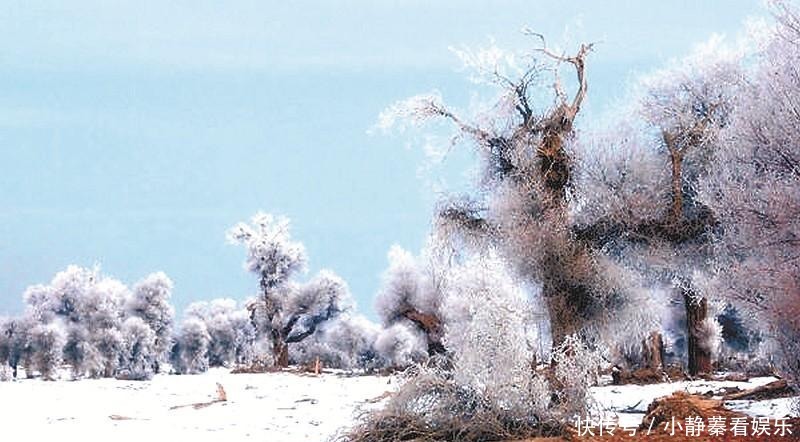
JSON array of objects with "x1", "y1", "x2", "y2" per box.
[{"x1": 380, "y1": 38, "x2": 646, "y2": 350}]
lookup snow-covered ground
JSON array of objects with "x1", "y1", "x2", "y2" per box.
[
  {"x1": 0, "y1": 368, "x2": 396, "y2": 442},
  {"x1": 0, "y1": 370, "x2": 796, "y2": 441},
  {"x1": 591, "y1": 376, "x2": 798, "y2": 428}
]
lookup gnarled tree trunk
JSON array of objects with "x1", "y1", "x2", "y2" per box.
[
  {"x1": 642, "y1": 331, "x2": 665, "y2": 370},
  {"x1": 666, "y1": 132, "x2": 713, "y2": 377},
  {"x1": 684, "y1": 289, "x2": 711, "y2": 376},
  {"x1": 272, "y1": 334, "x2": 290, "y2": 368},
  {"x1": 434, "y1": 41, "x2": 595, "y2": 354},
  {"x1": 403, "y1": 309, "x2": 445, "y2": 355}
]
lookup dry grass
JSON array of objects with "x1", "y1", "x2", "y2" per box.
[
  {"x1": 340, "y1": 366, "x2": 565, "y2": 442},
  {"x1": 639, "y1": 392, "x2": 742, "y2": 428}
]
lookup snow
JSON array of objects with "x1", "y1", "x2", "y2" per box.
[
  {"x1": 0, "y1": 368, "x2": 396, "y2": 442},
  {"x1": 590, "y1": 376, "x2": 797, "y2": 427},
  {"x1": 725, "y1": 397, "x2": 798, "y2": 419},
  {"x1": 1, "y1": 369, "x2": 796, "y2": 440}
]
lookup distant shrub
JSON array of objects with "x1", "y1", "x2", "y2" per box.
[
  {"x1": 374, "y1": 321, "x2": 427, "y2": 369},
  {"x1": 28, "y1": 322, "x2": 66, "y2": 381},
  {"x1": 290, "y1": 314, "x2": 379, "y2": 370},
  {"x1": 117, "y1": 317, "x2": 158, "y2": 380},
  {"x1": 172, "y1": 318, "x2": 211, "y2": 374},
  {"x1": 184, "y1": 299, "x2": 257, "y2": 368}
]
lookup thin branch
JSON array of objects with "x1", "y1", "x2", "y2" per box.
[{"x1": 523, "y1": 29, "x2": 593, "y2": 118}]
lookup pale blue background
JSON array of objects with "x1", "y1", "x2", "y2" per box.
[{"x1": 0, "y1": 1, "x2": 766, "y2": 319}]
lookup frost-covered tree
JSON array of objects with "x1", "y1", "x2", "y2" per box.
[
  {"x1": 92, "y1": 327, "x2": 124, "y2": 378},
  {"x1": 83, "y1": 278, "x2": 128, "y2": 377},
  {"x1": 3, "y1": 265, "x2": 178, "y2": 381},
  {"x1": 0, "y1": 317, "x2": 11, "y2": 379},
  {"x1": 127, "y1": 272, "x2": 175, "y2": 372},
  {"x1": 698, "y1": 2, "x2": 800, "y2": 387},
  {"x1": 21, "y1": 265, "x2": 131, "y2": 378},
  {"x1": 567, "y1": 41, "x2": 742, "y2": 374},
  {"x1": 65, "y1": 278, "x2": 129, "y2": 378},
  {"x1": 374, "y1": 322, "x2": 428, "y2": 369},
  {"x1": 185, "y1": 298, "x2": 256, "y2": 367},
  {"x1": 347, "y1": 249, "x2": 604, "y2": 441},
  {"x1": 23, "y1": 265, "x2": 97, "y2": 324},
  {"x1": 28, "y1": 322, "x2": 66, "y2": 381},
  {"x1": 229, "y1": 212, "x2": 352, "y2": 367},
  {"x1": 378, "y1": 38, "x2": 649, "y2": 352},
  {"x1": 374, "y1": 243, "x2": 449, "y2": 356},
  {"x1": 0, "y1": 316, "x2": 32, "y2": 379},
  {"x1": 171, "y1": 317, "x2": 211, "y2": 374},
  {"x1": 118, "y1": 317, "x2": 158, "y2": 380},
  {"x1": 290, "y1": 313, "x2": 380, "y2": 370},
  {"x1": 637, "y1": 55, "x2": 739, "y2": 375},
  {"x1": 62, "y1": 325, "x2": 97, "y2": 379}
]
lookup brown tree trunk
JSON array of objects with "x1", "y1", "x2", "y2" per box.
[
  {"x1": 664, "y1": 131, "x2": 684, "y2": 223},
  {"x1": 670, "y1": 150, "x2": 684, "y2": 222},
  {"x1": 543, "y1": 281, "x2": 586, "y2": 353},
  {"x1": 642, "y1": 331, "x2": 664, "y2": 370},
  {"x1": 403, "y1": 310, "x2": 445, "y2": 356},
  {"x1": 666, "y1": 135, "x2": 713, "y2": 376},
  {"x1": 546, "y1": 298, "x2": 571, "y2": 351},
  {"x1": 684, "y1": 289, "x2": 711, "y2": 376},
  {"x1": 272, "y1": 336, "x2": 289, "y2": 368},
  {"x1": 541, "y1": 253, "x2": 596, "y2": 353}
]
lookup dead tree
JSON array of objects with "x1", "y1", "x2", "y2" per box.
[{"x1": 426, "y1": 39, "x2": 608, "y2": 348}]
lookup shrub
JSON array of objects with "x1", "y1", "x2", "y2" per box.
[{"x1": 117, "y1": 317, "x2": 158, "y2": 380}]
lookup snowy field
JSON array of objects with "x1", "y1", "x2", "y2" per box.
[
  {"x1": 0, "y1": 370, "x2": 796, "y2": 441},
  {"x1": 0, "y1": 368, "x2": 397, "y2": 442}
]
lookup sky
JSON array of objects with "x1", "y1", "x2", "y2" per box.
[{"x1": 0, "y1": 0, "x2": 770, "y2": 320}]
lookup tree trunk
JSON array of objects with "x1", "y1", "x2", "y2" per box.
[
  {"x1": 272, "y1": 337, "x2": 289, "y2": 368},
  {"x1": 723, "y1": 379, "x2": 792, "y2": 401},
  {"x1": 544, "y1": 285, "x2": 582, "y2": 353},
  {"x1": 547, "y1": 305, "x2": 572, "y2": 351},
  {"x1": 670, "y1": 151, "x2": 684, "y2": 222},
  {"x1": 542, "y1": 263, "x2": 596, "y2": 353},
  {"x1": 684, "y1": 289, "x2": 712, "y2": 376},
  {"x1": 666, "y1": 136, "x2": 712, "y2": 376},
  {"x1": 403, "y1": 310, "x2": 445, "y2": 356},
  {"x1": 664, "y1": 132, "x2": 684, "y2": 223},
  {"x1": 642, "y1": 331, "x2": 664, "y2": 370}
]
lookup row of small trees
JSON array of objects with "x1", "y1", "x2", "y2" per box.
[
  {"x1": 0, "y1": 268, "x2": 174, "y2": 380},
  {"x1": 0, "y1": 215, "x2": 440, "y2": 381}
]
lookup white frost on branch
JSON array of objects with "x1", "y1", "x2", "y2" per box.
[
  {"x1": 374, "y1": 92, "x2": 447, "y2": 133},
  {"x1": 227, "y1": 212, "x2": 307, "y2": 289},
  {"x1": 449, "y1": 41, "x2": 525, "y2": 85},
  {"x1": 441, "y1": 252, "x2": 537, "y2": 413}
]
